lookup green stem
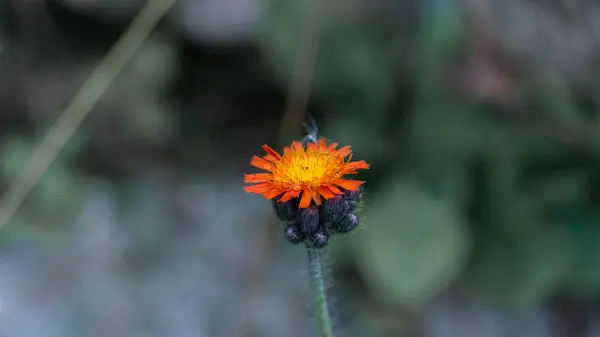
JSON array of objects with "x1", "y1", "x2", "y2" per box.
[{"x1": 307, "y1": 247, "x2": 334, "y2": 337}]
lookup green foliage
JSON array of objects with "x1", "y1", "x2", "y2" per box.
[
  {"x1": 353, "y1": 180, "x2": 470, "y2": 306},
  {"x1": 467, "y1": 226, "x2": 575, "y2": 307},
  {"x1": 0, "y1": 135, "x2": 86, "y2": 243},
  {"x1": 561, "y1": 213, "x2": 600, "y2": 297},
  {"x1": 407, "y1": 99, "x2": 490, "y2": 178},
  {"x1": 260, "y1": 0, "x2": 600, "y2": 310},
  {"x1": 5, "y1": 0, "x2": 600, "y2": 321},
  {"x1": 260, "y1": 0, "x2": 397, "y2": 124},
  {"x1": 105, "y1": 34, "x2": 177, "y2": 142}
]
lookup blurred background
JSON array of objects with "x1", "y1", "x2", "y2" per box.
[{"x1": 0, "y1": 0, "x2": 600, "y2": 336}]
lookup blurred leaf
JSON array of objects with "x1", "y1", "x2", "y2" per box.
[
  {"x1": 528, "y1": 73, "x2": 585, "y2": 133},
  {"x1": 407, "y1": 101, "x2": 490, "y2": 177},
  {"x1": 125, "y1": 35, "x2": 178, "y2": 92},
  {"x1": 353, "y1": 179, "x2": 470, "y2": 306},
  {"x1": 0, "y1": 137, "x2": 31, "y2": 175},
  {"x1": 466, "y1": 226, "x2": 575, "y2": 307},
  {"x1": 464, "y1": 129, "x2": 577, "y2": 306},
  {"x1": 0, "y1": 136, "x2": 83, "y2": 204},
  {"x1": 413, "y1": 0, "x2": 463, "y2": 86},
  {"x1": 35, "y1": 166, "x2": 74, "y2": 204},
  {"x1": 477, "y1": 129, "x2": 551, "y2": 234},
  {"x1": 562, "y1": 214, "x2": 600, "y2": 297},
  {"x1": 103, "y1": 35, "x2": 177, "y2": 141},
  {"x1": 0, "y1": 136, "x2": 85, "y2": 235},
  {"x1": 427, "y1": 165, "x2": 472, "y2": 209},
  {"x1": 0, "y1": 214, "x2": 60, "y2": 246},
  {"x1": 530, "y1": 171, "x2": 588, "y2": 210},
  {"x1": 261, "y1": 0, "x2": 397, "y2": 123}
]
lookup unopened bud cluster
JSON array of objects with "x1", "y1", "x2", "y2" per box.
[{"x1": 273, "y1": 188, "x2": 361, "y2": 248}]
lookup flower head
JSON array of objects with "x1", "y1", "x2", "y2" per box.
[{"x1": 244, "y1": 138, "x2": 370, "y2": 208}]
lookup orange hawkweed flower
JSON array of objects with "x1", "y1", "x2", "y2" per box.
[{"x1": 244, "y1": 138, "x2": 370, "y2": 208}]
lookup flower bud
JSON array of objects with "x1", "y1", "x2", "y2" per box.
[
  {"x1": 284, "y1": 223, "x2": 305, "y2": 244},
  {"x1": 299, "y1": 206, "x2": 320, "y2": 234},
  {"x1": 332, "y1": 213, "x2": 359, "y2": 234},
  {"x1": 308, "y1": 230, "x2": 329, "y2": 248},
  {"x1": 344, "y1": 187, "x2": 361, "y2": 212},
  {"x1": 272, "y1": 198, "x2": 299, "y2": 222},
  {"x1": 323, "y1": 194, "x2": 347, "y2": 223}
]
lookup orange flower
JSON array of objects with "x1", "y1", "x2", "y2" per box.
[{"x1": 244, "y1": 138, "x2": 370, "y2": 208}]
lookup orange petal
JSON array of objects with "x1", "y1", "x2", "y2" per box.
[
  {"x1": 318, "y1": 138, "x2": 327, "y2": 150},
  {"x1": 283, "y1": 147, "x2": 292, "y2": 156},
  {"x1": 313, "y1": 192, "x2": 322, "y2": 205},
  {"x1": 263, "y1": 154, "x2": 279, "y2": 162},
  {"x1": 280, "y1": 189, "x2": 301, "y2": 202},
  {"x1": 262, "y1": 145, "x2": 281, "y2": 159},
  {"x1": 344, "y1": 160, "x2": 370, "y2": 170},
  {"x1": 243, "y1": 183, "x2": 271, "y2": 193},
  {"x1": 336, "y1": 145, "x2": 352, "y2": 157},
  {"x1": 336, "y1": 180, "x2": 365, "y2": 191},
  {"x1": 250, "y1": 156, "x2": 273, "y2": 171},
  {"x1": 318, "y1": 186, "x2": 335, "y2": 199},
  {"x1": 244, "y1": 173, "x2": 272, "y2": 183},
  {"x1": 327, "y1": 142, "x2": 339, "y2": 151},
  {"x1": 328, "y1": 185, "x2": 344, "y2": 195},
  {"x1": 299, "y1": 190, "x2": 313, "y2": 208},
  {"x1": 263, "y1": 189, "x2": 283, "y2": 199},
  {"x1": 292, "y1": 141, "x2": 304, "y2": 153},
  {"x1": 307, "y1": 142, "x2": 318, "y2": 152},
  {"x1": 341, "y1": 161, "x2": 370, "y2": 175}
]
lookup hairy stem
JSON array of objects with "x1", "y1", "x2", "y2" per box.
[{"x1": 307, "y1": 247, "x2": 334, "y2": 337}]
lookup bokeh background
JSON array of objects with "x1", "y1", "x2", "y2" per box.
[{"x1": 0, "y1": 0, "x2": 599, "y2": 336}]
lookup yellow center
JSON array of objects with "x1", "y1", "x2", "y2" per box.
[{"x1": 272, "y1": 149, "x2": 342, "y2": 190}]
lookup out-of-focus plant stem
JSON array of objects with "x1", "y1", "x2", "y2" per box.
[{"x1": 0, "y1": 0, "x2": 176, "y2": 231}]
